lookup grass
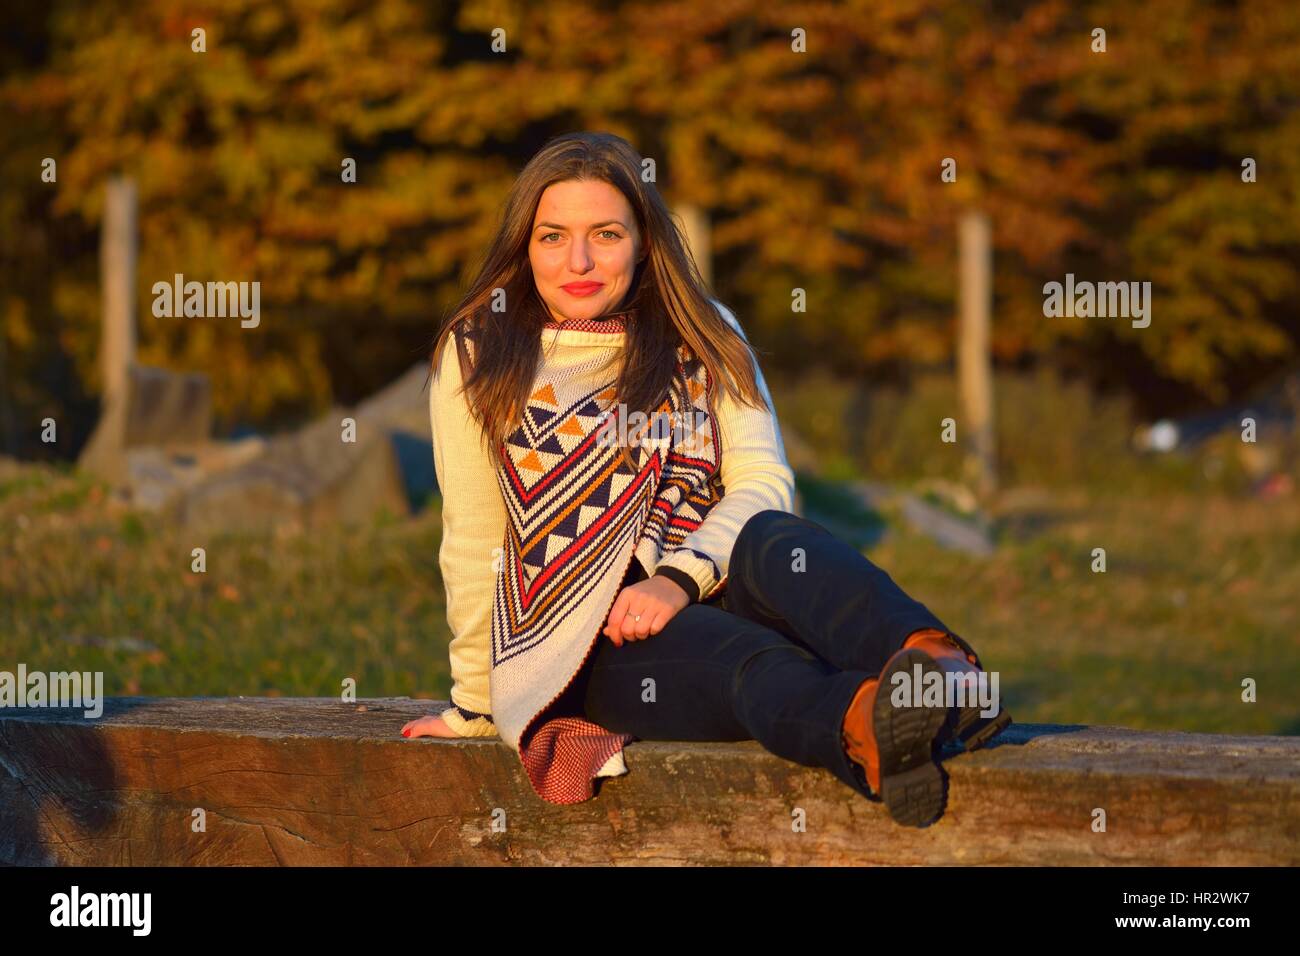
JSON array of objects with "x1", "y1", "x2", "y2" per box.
[
  {"x1": 0, "y1": 462, "x2": 453, "y2": 701},
  {"x1": 871, "y1": 486, "x2": 1300, "y2": 735},
  {"x1": 1, "y1": 459, "x2": 1297, "y2": 736}
]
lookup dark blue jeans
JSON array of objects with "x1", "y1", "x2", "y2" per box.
[{"x1": 559, "y1": 509, "x2": 957, "y2": 800}]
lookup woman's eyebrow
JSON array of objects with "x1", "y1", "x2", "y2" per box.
[{"x1": 533, "y1": 220, "x2": 628, "y2": 232}]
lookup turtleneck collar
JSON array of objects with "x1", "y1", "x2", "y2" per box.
[{"x1": 542, "y1": 306, "x2": 636, "y2": 333}]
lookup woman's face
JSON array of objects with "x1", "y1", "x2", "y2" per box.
[{"x1": 529, "y1": 178, "x2": 644, "y2": 324}]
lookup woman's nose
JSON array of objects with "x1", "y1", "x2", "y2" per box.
[{"x1": 569, "y1": 242, "x2": 594, "y2": 271}]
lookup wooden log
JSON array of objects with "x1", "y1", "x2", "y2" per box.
[
  {"x1": 80, "y1": 363, "x2": 214, "y2": 487},
  {"x1": 120, "y1": 365, "x2": 212, "y2": 447},
  {"x1": 898, "y1": 494, "x2": 995, "y2": 556},
  {"x1": 354, "y1": 360, "x2": 435, "y2": 438},
  {"x1": 180, "y1": 408, "x2": 408, "y2": 533},
  {"x1": 844, "y1": 480, "x2": 995, "y2": 556},
  {"x1": 1, "y1": 697, "x2": 1295, "y2": 866},
  {"x1": 125, "y1": 438, "x2": 267, "y2": 514},
  {"x1": 177, "y1": 361, "x2": 437, "y2": 533}
]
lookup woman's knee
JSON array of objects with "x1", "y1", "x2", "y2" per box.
[
  {"x1": 733, "y1": 508, "x2": 798, "y2": 552},
  {"x1": 731, "y1": 509, "x2": 823, "y2": 569}
]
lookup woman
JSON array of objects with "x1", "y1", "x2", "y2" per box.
[{"x1": 402, "y1": 132, "x2": 1009, "y2": 828}]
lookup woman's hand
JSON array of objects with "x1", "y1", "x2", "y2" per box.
[
  {"x1": 401, "y1": 715, "x2": 461, "y2": 738},
  {"x1": 602, "y1": 576, "x2": 691, "y2": 646}
]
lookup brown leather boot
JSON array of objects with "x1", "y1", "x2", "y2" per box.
[
  {"x1": 901, "y1": 628, "x2": 1012, "y2": 751},
  {"x1": 841, "y1": 647, "x2": 950, "y2": 827}
]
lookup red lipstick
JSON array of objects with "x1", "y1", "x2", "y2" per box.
[{"x1": 561, "y1": 281, "x2": 604, "y2": 296}]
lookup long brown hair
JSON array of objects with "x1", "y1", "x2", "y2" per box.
[{"x1": 427, "y1": 131, "x2": 769, "y2": 474}]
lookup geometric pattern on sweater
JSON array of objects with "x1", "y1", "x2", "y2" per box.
[
  {"x1": 494, "y1": 372, "x2": 723, "y2": 667},
  {"x1": 486, "y1": 310, "x2": 725, "y2": 804},
  {"x1": 632, "y1": 365, "x2": 725, "y2": 581}
]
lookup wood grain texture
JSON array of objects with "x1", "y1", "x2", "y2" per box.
[{"x1": 1, "y1": 697, "x2": 1296, "y2": 866}]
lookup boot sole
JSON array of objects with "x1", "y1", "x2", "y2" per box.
[
  {"x1": 955, "y1": 707, "x2": 1013, "y2": 751},
  {"x1": 873, "y1": 649, "x2": 950, "y2": 827},
  {"x1": 927, "y1": 631, "x2": 1011, "y2": 753}
]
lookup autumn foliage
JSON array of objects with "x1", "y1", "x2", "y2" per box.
[{"x1": 1, "y1": 0, "x2": 1297, "y2": 454}]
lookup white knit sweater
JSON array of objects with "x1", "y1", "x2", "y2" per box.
[{"x1": 429, "y1": 301, "x2": 796, "y2": 741}]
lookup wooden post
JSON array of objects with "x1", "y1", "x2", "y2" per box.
[
  {"x1": 101, "y1": 177, "x2": 137, "y2": 403},
  {"x1": 958, "y1": 209, "x2": 996, "y2": 502},
  {"x1": 78, "y1": 177, "x2": 139, "y2": 483},
  {"x1": 675, "y1": 202, "x2": 712, "y2": 290}
]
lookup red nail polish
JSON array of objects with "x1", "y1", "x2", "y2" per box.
[{"x1": 402, "y1": 729, "x2": 410, "y2": 737}]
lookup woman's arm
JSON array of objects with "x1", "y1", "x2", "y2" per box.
[
  {"x1": 652, "y1": 301, "x2": 797, "y2": 602},
  {"x1": 428, "y1": 326, "x2": 505, "y2": 737}
]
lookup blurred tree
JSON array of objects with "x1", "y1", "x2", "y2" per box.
[
  {"x1": 1070, "y1": 0, "x2": 1300, "y2": 403},
  {"x1": 0, "y1": 0, "x2": 1296, "y2": 457}
]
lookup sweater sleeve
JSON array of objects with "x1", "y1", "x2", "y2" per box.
[
  {"x1": 429, "y1": 327, "x2": 503, "y2": 738},
  {"x1": 652, "y1": 301, "x2": 797, "y2": 601}
]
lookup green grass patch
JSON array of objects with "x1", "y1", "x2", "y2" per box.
[{"x1": 1, "y1": 462, "x2": 1296, "y2": 736}]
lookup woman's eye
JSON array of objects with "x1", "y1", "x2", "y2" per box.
[{"x1": 539, "y1": 231, "x2": 620, "y2": 243}]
